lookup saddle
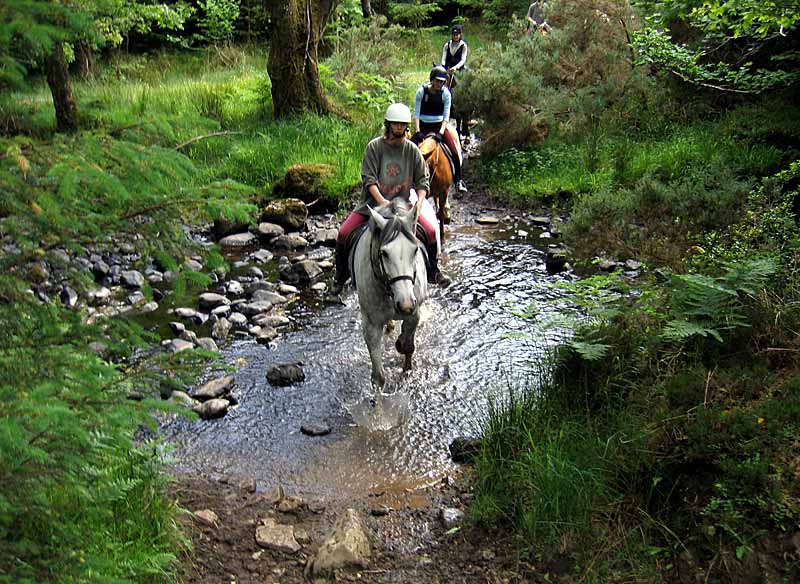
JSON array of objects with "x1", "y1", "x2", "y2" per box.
[{"x1": 344, "y1": 212, "x2": 433, "y2": 290}]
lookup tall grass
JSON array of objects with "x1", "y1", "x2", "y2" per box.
[{"x1": 472, "y1": 368, "x2": 613, "y2": 547}]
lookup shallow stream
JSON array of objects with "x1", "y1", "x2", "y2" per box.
[{"x1": 164, "y1": 215, "x2": 578, "y2": 500}]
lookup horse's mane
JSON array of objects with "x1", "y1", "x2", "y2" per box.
[
  {"x1": 373, "y1": 199, "x2": 417, "y2": 245},
  {"x1": 417, "y1": 137, "x2": 438, "y2": 157}
]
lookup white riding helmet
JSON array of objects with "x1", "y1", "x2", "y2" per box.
[{"x1": 384, "y1": 103, "x2": 411, "y2": 124}]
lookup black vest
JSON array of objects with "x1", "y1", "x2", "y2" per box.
[
  {"x1": 445, "y1": 42, "x2": 465, "y2": 70},
  {"x1": 419, "y1": 85, "x2": 445, "y2": 118}
]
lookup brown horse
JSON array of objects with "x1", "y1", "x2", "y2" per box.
[{"x1": 417, "y1": 137, "x2": 453, "y2": 238}]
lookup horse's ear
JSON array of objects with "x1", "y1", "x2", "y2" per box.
[{"x1": 368, "y1": 205, "x2": 388, "y2": 230}]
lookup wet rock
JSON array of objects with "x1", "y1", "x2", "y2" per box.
[
  {"x1": 249, "y1": 248, "x2": 274, "y2": 264},
  {"x1": 196, "y1": 337, "x2": 219, "y2": 352},
  {"x1": 213, "y1": 216, "x2": 249, "y2": 238},
  {"x1": 246, "y1": 266, "x2": 263, "y2": 278},
  {"x1": 256, "y1": 222, "x2": 285, "y2": 242},
  {"x1": 184, "y1": 259, "x2": 203, "y2": 272},
  {"x1": 440, "y1": 507, "x2": 464, "y2": 529},
  {"x1": 309, "y1": 228, "x2": 338, "y2": 247},
  {"x1": 192, "y1": 375, "x2": 235, "y2": 401},
  {"x1": 88, "y1": 286, "x2": 111, "y2": 305},
  {"x1": 476, "y1": 215, "x2": 500, "y2": 225},
  {"x1": 225, "y1": 280, "x2": 245, "y2": 296},
  {"x1": 169, "y1": 321, "x2": 186, "y2": 334},
  {"x1": 291, "y1": 260, "x2": 323, "y2": 285},
  {"x1": 252, "y1": 314, "x2": 291, "y2": 329},
  {"x1": 228, "y1": 312, "x2": 248, "y2": 329},
  {"x1": 251, "y1": 290, "x2": 287, "y2": 305},
  {"x1": 301, "y1": 421, "x2": 331, "y2": 436},
  {"x1": 310, "y1": 282, "x2": 328, "y2": 293},
  {"x1": 211, "y1": 304, "x2": 231, "y2": 317},
  {"x1": 120, "y1": 270, "x2": 145, "y2": 288},
  {"x1": 169, "y1": 390, "x2": 196, "y2": 408},
  {"x1": 255, "y1": 517, "x2": 301, "y2": 554},
  {"x1": 180, "y1": 329, "x2": 198, "y2": 344},
  {"x1": 259, "y1": 198, "x2": 308, "y2": 231},
  {"x1": 306, "y1": 246, "x2": 334, "y2": 262},
  {"x1": 198, "y1": 292, "x2": 230, "y2": 310},
  {"x1": 193, "y1": 509, "x2": 219, "y2": 527},
  {"x1": 246, "y1": 280, "x2": 277, "y2": 296},
  {"x1": 127, "y1": 291, "x2": 145, "y2": 305},
  {"x1": 164, "y1": 339, "x2": 195, "y2": 353},
  {"x1": 240, "y1": 300, "x2": 273, "y2": 317},
  {"x1": 211, "y1": 317, "x2": 232, "y2": 341},
  {"x1": 278, "y1": 284, "x2": 299, "y2": 296},
  {"x1": 625, "y1": 259, "x2": 642, "y2": 271},
  {"x1": 59, "y1": 286, "x2": 78, "y2": 308},
  {"x1": 138, "y1": 301, "x2": 159, "y2": 313},
  {"x1": 305, "y1": 509, "x2": 370, "y2": 577},
  {"x1": 272, "y1": 233, "x2": 308, "y2": 251},
  {"x1": 255, "y1": 327, "x2": 279, "y2": 345},
  {"x1": 92, "y1": 259, "x2": 111, "y2": 278},
  {"x1": 449, "y1": 437, "x2": 482, "y2": 463},
  {"x1": 598, "y1": 258, "x2": 618, "y2": 272},
  {"x1": 545, "y1": 246, "x2": 569, "y2": 274},
  {"x1": 174, "y1": 307, "x2": 198, "y2": 320},
  {"x1": 219, "y1": 232, "x2": 258, "y2": 248},
  {"x1": 267, "y1": 363, "x2": 305, "y2": 387},
  {"x1": 277, "y1": 495, "x2": 305, "y2": 514},
  {"x1": 530, "y1": 215, "x2": 551, "y2": 227},
  {"x1": 193, "y1": 398, "x2": 230, "y2": 419}
]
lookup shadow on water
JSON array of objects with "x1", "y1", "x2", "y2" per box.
[{"x1": 163, "y1": 217, "x2": 578, "y2": 500}]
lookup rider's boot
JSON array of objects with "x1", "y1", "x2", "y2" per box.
[
  {"x1": 452, "y1": 153, "x2": 467, "y2": 194},
  {"x1": 425, "y1": 243, "x2": 452, "y2": 288},
  {"x1": 331, "y1": 241, "x2": 349, "y2": 294}
]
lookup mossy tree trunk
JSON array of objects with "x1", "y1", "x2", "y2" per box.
[
  {"x1": 45, "y1": 42, "x2": 78, "y2": 132},
  {"x1": 268, "y1": 0, "x2": 338, "y2": 119},
  {"x1": 74, "y1": 40, "x2": 95, "y2": 80},
  {"x1": 360, "y1": 0, "x2": 373, "y2": 18}
]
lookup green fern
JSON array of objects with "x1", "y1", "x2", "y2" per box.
[{"x1": 664, "y1": 258, "x2": 776, "y2": 343}]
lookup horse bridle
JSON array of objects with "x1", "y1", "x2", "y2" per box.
[{"x1": 369, "y1": 218, "x2": 419, "y2": 298}]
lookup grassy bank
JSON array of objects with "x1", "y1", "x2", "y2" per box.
[
  {"x1": 467, "y1": 68, "x2": 800, "y2": 584},
  {"x1": 0, "y1": 27, "x2": 443, "y2": 578}
]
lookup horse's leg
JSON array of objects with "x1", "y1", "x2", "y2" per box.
[
  {"x1": 363, "y1": 318, "x2": 385, "y2": 387},
  {"x1": 395, "y1": 312, "x2": 419, "y2": 371}
]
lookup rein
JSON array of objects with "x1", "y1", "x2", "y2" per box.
[{"x1": 369, "y1": 215, "x2": 419, "y2": 298}]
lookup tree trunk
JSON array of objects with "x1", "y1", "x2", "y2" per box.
[
  {"x1": 46, "y1": 43, "x2": 78, "y2": 132},
  {"x1": 268, "y1": 0, "x2": 336, "y2": 119},
  {"x1": 360, "y1": 0, "x2": 373, "y2": 18},
  {"x1": 75, "y1": 41, "x2": 95, "y2": 80}
]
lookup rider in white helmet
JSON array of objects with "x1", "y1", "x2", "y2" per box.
[{"x1": 333, "y1": 103, "x2": 451, "y2": 292}]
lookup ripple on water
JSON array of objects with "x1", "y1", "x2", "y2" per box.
[{"x1": 165, "y1": 218, "x2": 579, "y2": 500}]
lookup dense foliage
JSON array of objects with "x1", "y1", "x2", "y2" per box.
[{"x1": 2, "y1": 0, "x2": 799, "y2": 580}]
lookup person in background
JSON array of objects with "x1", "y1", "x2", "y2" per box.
[
  {"x1": 526, "y1": 1, "x2": 551, "y2": 35},
  {"x1": 441, "y1": 24, "x2": 470, "y2": 143},
  {"x1": 442, "y1": 24, "x2": 468, "y2": 76},
  {"x1": 333, "y1": 103, "x2": 451, "y2": 291},
  {"x1": 412, "y1": 65, "x2": 467, "y2": 194}
]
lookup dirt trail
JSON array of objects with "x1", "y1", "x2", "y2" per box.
[{"x1": 172, "y1": 168, "x2": 564, "y2": 584}]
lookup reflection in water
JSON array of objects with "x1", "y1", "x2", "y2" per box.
[{"x1": 164, "y1": 219, "x2": 577, "y2": 500}]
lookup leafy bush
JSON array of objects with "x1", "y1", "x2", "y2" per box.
[{"x1": 458, "y1": 0, "x2": 637, "y2": 154}]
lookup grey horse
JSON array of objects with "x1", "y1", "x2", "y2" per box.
[{"x1": 353, "y1": 199, "x2": 430, "y2": 387}]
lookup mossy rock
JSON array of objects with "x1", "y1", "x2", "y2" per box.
[
  {"x1": 259, "y1": 198, "x2": 308, "y2": 231},
  {"x1": 272, "y1": 163, "x2": 340, "y2": 214}
]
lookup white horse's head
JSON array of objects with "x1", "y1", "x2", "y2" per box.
[{"x1": 368, "y1": 201, "x2": 422, "y2": 316}]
